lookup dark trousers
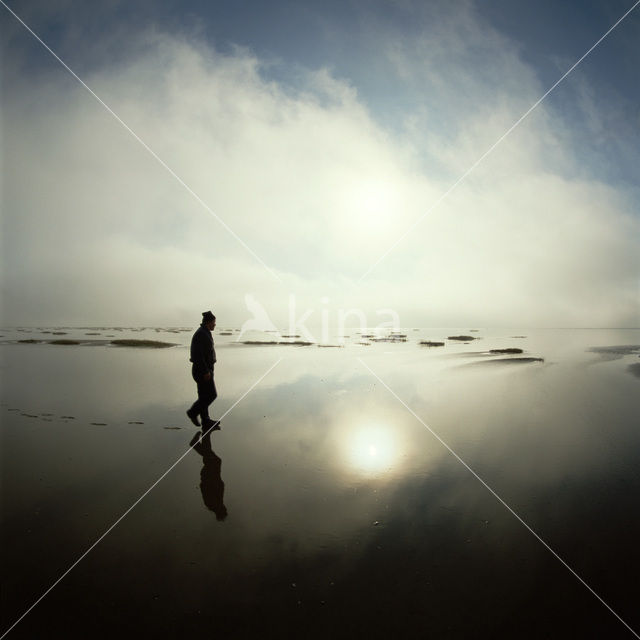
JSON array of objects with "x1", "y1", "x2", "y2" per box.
[{"x1": 190, "y1": 367, "x2": 217, "y2": 421}]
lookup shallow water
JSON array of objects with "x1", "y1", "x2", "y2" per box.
[{"x1": 1, "y1": 328, "x2": 639, "y2": 638}]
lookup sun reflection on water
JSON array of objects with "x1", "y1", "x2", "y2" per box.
[{"x1": 344, "y1": 422, "x2": 400, "y2": 476}]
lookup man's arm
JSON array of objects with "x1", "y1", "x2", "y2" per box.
[{"x1": 191, "y1": 331, "x2": 210, "y2": 380}]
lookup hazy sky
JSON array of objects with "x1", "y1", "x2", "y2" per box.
[{"x1": 1, "y1": 0, "x2": 639, "y2": 328}]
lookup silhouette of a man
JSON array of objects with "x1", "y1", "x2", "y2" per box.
[
  {"x1": 190, "y1": 430, "x2": 227, "y2": 520},
  {"x1": 187, "y1": 310, "x2": 219, "y2": 430}
]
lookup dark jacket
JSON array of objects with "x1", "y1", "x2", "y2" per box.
[{"x1": 190, "y1": 324, "x2": 216, "y2": 379}]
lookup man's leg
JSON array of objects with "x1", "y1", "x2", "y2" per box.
[
  {"x1": 197, "y1": 376, "x2": 217, "y2": 422},
  {"x1": 188, "y1": 369, "x2": 207, "y2": 426},
  {"x1": 187, "y1": 392, "x2": 202, "y2": 426}
]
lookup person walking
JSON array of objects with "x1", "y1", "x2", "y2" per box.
[{"x1": 187, "y1": 310, "x2": 220, "y2": 430}]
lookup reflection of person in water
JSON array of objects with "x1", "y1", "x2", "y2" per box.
[{"x1": 190, "y1": 431, "x2": 227, "y2": 521}]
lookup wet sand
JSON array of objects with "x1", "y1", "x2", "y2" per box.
[{"x1": 1, "y1": 328, "x2": 640, "y2": 638}]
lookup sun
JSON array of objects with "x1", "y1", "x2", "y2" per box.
[
  {"x1": 345, "y1": 180, "x2": 398, "y2": 233},
  {"x1": 344, "y1": 422, "x2": 399, "y2": 476}
]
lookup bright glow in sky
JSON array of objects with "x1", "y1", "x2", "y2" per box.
[{"x1": 1, "y1": 0, "x2": 638, "y2": 327}]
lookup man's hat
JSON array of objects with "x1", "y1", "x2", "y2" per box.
[{"x1": 202, "y1": 310, "x2": 215, "y2": 323}]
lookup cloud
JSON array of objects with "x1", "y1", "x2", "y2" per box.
[{"x1": 2, "y1": 11, "x2": 638, "y2": 327}]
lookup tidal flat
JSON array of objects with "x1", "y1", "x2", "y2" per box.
[{"x1": 1, "y1": 327, "x2": 639, "y2": 639}]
